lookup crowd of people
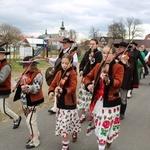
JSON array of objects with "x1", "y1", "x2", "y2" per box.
[{"x1": 0, "y1": 38, "x2": 149, "y2": 150}]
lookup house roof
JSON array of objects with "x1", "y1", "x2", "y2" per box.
[
  {"x1": 114, "y1": 39, "x2": 150, "y2": 48},
  {"x1": 99, "y1": 37, "x2": 150, "y2": 48},
  {"x1": 26, "y1": 38, "x2": 45, "y2": 44},
  {"x1": 21, "y1": 38, "x2": 46, "y2": 47}
]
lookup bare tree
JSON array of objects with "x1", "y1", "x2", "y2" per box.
[
  {"x1": 89, "y1": 27, "x2": 99, "y2": 38},
  {"x1": 107, "y1": 20, "x2": 126, "y2": 40},
  {"x1": 0, "y1": 23, "x2": 23, "y2": 60},
  {"x1": 68, "y1": 29, "x2": 78, "y2": 41},
  {"x1": 126, "y1": 17, "x2": 143, "y2": 41}
]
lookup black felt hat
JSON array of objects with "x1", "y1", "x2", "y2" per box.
[
  {"x1": 114, "y1": 42, "x2": 129, "y2": 48},
  {"x1": 130, "y1": 41, "x2": 138, "y2": 46},
  {"x1": 60, "y1": 38, "x2": 74, "y2": 43},
  {"x1": 19, "y1": 56, "x2": 39, "y2": 66},
  {"x1": 0, "y1": 47, "x2": 10, "y2": 55}
]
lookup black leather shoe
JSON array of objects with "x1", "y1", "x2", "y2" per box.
[
  {"x1": 26, "y1": 135, "x2": 40, "y2": 145},
  {"x1": 48, "y1": 109, "x2": 56, "y2": 114},
  {"x1": 26, "y1": 143, "x2": 36, "y2": 149},
  {"x1": 26, "y1": 138, "x2": 32, "y2": 145},
  {"x1": 26, "y1": 140, "x2": 40, "y2": 149},
  {"x1": 13, "y1": 116, "x2": 22, "y2": 129},
  {"x1": 120, "y1": 114, "x2": 124, "y2": 120}
]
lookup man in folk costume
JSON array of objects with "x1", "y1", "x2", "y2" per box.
[
  {"x1": 13, "y1": 56, "x2": 44, "y2": 149},
  {"x1": 83, "y1": 45, "x2": 124, "y2": 150},
  {"x1": 127, "y1": 41, "x2": 148, "y2": 98},
  {"x1": 114, "y1": 42, "x2": 139, "y2": 120},
  {"x1": 0, "y1": 47, "x2": 21, "y2": 129},
  {"x1": 46, "y1": 38, "x2": 78, "y2": 114}
]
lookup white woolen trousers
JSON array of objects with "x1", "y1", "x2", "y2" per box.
[
  {"x1": 23, "y1": 105, "x2": 40, "y2": 147},
  {"x1": 51, "y1": 96, "x2": 57, "y2": 112},
  {"x1": 0, "y1": 98, "x2": 19, "y2": 121}
]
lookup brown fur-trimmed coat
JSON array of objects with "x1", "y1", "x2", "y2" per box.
[
  {"x1": 48, "y1": 67, "x2": 77, "y2": 109},
  {"x1": 83, "y1": 60, "x2": 124, "y2": 107}
]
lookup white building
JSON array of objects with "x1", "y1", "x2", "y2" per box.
[{"x1": 20, "y1": 38, "x2": 46, "y2": 57}]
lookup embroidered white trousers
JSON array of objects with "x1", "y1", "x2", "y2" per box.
[{"x1": 0, "y1": 98, "x2": 19, "y2": 121}]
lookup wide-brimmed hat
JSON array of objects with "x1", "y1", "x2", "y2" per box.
[
  {"x1": 130, "y1": 41, "x2": 138, "y2": 46},
  {"x1": 19, "y1": 56, "x2": 39, "y2": 66},
  {"x1": 60, "y1": 38, "x2": 74, "y2": 43},
  {"x1": 0, "y1": 47, "x2": 10, "y2": 55},
  {"x1": 114, "y1": 42, "x2": 129, "y2": 48}
]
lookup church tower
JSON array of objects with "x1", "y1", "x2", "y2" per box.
[{"x1": 59, "y1": 21, "x2": 67, "y2": 37}]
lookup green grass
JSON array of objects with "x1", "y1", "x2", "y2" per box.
[
  {"x1": 8, "y1": 54, "x2": 83, "y2": 73},
  {"x1": 9, "y1": 61, "x2": 22, "y2": 72},
  {"x1": 78, "y1": 57, "x2": 82, "y2": 63},
  {"x1": 9, "y1": 59, "x2": 50, "y2": 72}
]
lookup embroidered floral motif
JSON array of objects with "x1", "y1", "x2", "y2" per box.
[{"x1": 77, "y1": 84, "x2": 92, "y2": 111}]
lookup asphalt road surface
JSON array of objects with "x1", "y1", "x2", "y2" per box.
[{"x1": 0, "y1": 75, "x2": 150, "y2": 150}]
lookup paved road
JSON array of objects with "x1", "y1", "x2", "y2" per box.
[{"x1": 0, "y1": 75, "x2": 150, "y2": 150}]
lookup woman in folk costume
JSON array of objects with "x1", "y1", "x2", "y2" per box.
[
  {"x1": 48, "y1": 53, "x2": 81, "y2": 150},
  {"x1": 77, "y1": 38, "x2": 102, "y2": 123},
  {"x1": 83, "y1": 44, "x2": 124, "y2": 150},
  {"x1": 114, "y1": 42, "x2": 139, "y2": 120},
  {"x1": 13, "y1": 56, "x2": 44, "y2": 149}
]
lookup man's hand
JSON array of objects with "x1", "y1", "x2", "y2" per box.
[{"x1": 120, "y1": 55, "x2": 129, "y2": 65}]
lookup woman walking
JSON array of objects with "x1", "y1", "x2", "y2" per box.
[
  {"x1": 77, "y1": 38, "x2": 102, "y2": 123},
  {"x1": 48, "y1": 53, "x2": 81, "y2": 150},
  {"x1": 83, "y1": 44, "x2": 124, "y2": 150}
]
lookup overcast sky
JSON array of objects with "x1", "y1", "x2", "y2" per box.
[{"x1": 1, "y1": 0, "x2": 150, "y2": 40}]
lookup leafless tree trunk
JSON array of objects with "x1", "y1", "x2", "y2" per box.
[
  {"x1": 126, "y1": 17, "x2": 143, "y2": 41},
  {"x1": 89, "y1": 27, "x2": 99, "y2": 38},
  {"x1": 68, "y1": 29, "x2": 78, "y2": 41}
]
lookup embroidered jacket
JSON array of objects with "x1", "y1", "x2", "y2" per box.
[
  {"x1": 0, "y1": 59, "x2": 11, "y2": 95},
  {"x1": 84, "y1": 60, "x2": 124, "y2": 107},
  {"x1": 14, "y1": 71, "x2": 44, "y2": 106},
  {"x1": 48, "y1": 67, "x2": 77, "y2": 109}
]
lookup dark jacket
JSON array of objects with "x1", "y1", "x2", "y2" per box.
[
  {"x1": 129, "y1": 48, "x2": 148, "y2": 74},
  {"x1": 79, "y1": 48, "x2": 102, "y2": 77},
  {"x1": 143, "y1": 49, "x2": 148, "y2": 56},
  {"x1": 115, "y1": 51, "x2": 139, "y2": 90}
]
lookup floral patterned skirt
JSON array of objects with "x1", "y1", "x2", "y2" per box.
[
  {"x1": 77, "y1": 83, "x2": 92, "y2": 111},
  {"x1": 92, "y1": 98, "x2": 121, "y2": 149},
  {"x1": 55, "y1": 108, "x2": 81, "y2": 137}
]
